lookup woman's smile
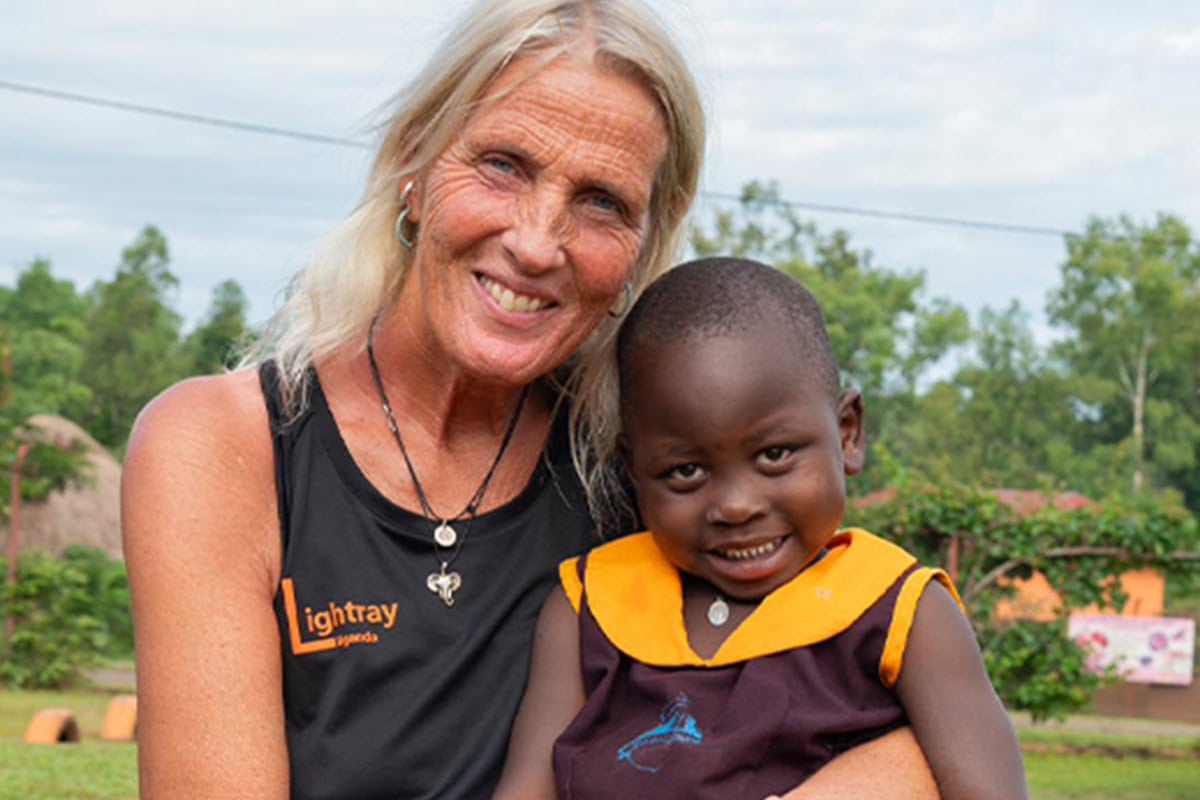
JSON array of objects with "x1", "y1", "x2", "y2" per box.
[{"x1": 476, "y1": 273, "x2": 555, "y2": 315}]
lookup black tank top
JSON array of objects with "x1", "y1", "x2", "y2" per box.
[{"x1": 261, "y1": 363, "x2": 596, "y2": 799}]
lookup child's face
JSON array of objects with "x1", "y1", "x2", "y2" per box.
[{"x1": 623, "y1": 323, "x2": 864, "y2": 601}]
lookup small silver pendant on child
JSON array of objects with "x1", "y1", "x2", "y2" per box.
[{"x1": 707, "y1": 595, "x2": 730, "y2": 626}]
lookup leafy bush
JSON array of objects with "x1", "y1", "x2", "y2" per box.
[
  {"x1": 59, "y1": 545, "x2": 134, "y2": 657},
  {"x1": 983, "y1": 619, "x2": 1108, "y2": 723},
  {"x1": 0, "y1": 547, "x2": 132, "y2": 688},
  {"x1": 848, "y1": 483, "x2": 1200, "y2": 722}
]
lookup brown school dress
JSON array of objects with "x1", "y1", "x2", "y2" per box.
[{"x1": 553, "y1": 529, "x2": 959, "y2": 800}]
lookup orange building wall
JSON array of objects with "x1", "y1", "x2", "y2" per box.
[{"x1": 992, "y1": 568, "x2": 1164, "y2": 622}]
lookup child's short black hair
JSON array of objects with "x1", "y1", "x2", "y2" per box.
[{"x1": 617, "y1": 257, "x2": 841, "y2": 423}]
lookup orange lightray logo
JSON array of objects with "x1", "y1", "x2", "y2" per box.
[{"x1": 281, "y1": 578, "x2": 399, "y2": 656}]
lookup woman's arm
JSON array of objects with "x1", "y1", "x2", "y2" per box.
[
  {"x1": 768, "y1": 725, "x2": 939, "y2": 800},
  {"x1": 894, "y1": 583, "x2": 1029, "y2": 800},
  {"x1": 123, "y1": 371, "x2": 290, "y2": 798},
  {"x1": 491, "y1": 586, "x2": 585, "y2": 800}
]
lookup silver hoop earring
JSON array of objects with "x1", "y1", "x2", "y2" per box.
[
  {"x1": 395, "y1": 180, "x2": 418, "y2": 249},
  {"x1": 607, "y1": 282, "x2": 634, "y2": 318}
]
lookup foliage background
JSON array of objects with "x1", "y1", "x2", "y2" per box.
[{"x1": 1, "y1": 193, "x2": 1199, "y2": 715}]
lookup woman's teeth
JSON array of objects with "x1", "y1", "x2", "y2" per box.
[
  {"x1": 479, "y1": 276, "x2": 549, "y2": 313},
  {"x1": 715, "y1": 538, "x2": 782, "y2": 561}
]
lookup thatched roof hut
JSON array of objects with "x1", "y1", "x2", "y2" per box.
[{"x1": 0, "y1": 415, "x2": 123, "y2": 560}]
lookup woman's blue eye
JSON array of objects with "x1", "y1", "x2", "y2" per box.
[
  {"x1": 588, "y1": 194, "x2": 620, "y2": 213},
  {"x1": 485, "y1": 156, "x2": 517, "y2": 174}
]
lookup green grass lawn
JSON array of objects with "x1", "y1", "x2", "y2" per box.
[
  {"x1": 1018, "y1": 721, "x2": 1200, "y2": 759},
  {"x1": 0, "y1": 689, "x2": 137, "y2": 800},
  {"x1": 3, "y1": 688, "x2": 1200, "y2": 800},
  {"x1": 0, "y1": 740, "x2": 136, "y2": 800},
  {"x1": 1026, "y1": 752, "x2": 1200, "y2": 799}
]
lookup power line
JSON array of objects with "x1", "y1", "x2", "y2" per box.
[
  {"x1": 1, "y1": 78, "x2": 1072, "y2": 238},
  {"x1": 702, "y1": 192, "x2": 1072, "y2": 238},
  {"x1": 0, "y1": 79, "x2": 371, "y2": 150}
]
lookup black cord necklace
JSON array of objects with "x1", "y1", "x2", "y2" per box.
[{"x1": 366, "y1": 319, "x2": 530, "y2": 607}]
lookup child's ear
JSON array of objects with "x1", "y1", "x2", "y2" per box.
[{"x1": 836, "y1": 390, "x2": 865, "y2": 476}]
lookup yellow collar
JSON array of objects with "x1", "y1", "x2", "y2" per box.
[{"x1": 582, "y1": 529, "x2": 915, "y2": 667}]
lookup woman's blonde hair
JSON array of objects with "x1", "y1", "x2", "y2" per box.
[{"x1": 249, "y1": 0, "x2": 705, "y2": 528}]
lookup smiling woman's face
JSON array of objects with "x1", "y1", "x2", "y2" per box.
[{"x1": 399, "y1": 52, "x2": 669, "y2": 386}]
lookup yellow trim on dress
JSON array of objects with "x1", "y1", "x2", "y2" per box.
[
  {"x1": 574, "y1": 529, "x2": 919, "y2": 668},
  {"x1": 878, "y1": 568, "x2": 964, "y2": 688},
  {"x1": 559, "y1": 556, "x2": 583, "y2": 614}
]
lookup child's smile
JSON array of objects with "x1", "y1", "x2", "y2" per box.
[
  {"x1": 622, "y1": 321, "x2": 864, "y2": 601},
  {"x1": 711, "y1": 535, "x2": 785, "y2": 562}
]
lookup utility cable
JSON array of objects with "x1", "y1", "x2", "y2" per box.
[
  {"x1": 701, "y1": 192, "x2": 1072, "y2": 238},
  {"x1": 0, "y1": 79, "x2": 371, "y2": 150},
  {"x1": 2, "y1": 78, "x2": 1072, "y2": 238}
]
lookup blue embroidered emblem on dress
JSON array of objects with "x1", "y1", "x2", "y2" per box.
[{"x1": 617, "y1": 693, "x2": 705, "y2": 773}]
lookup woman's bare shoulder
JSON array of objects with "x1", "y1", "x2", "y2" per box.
[
  {"x1": 123, "y1": 368, "x2": 279, "y2": 569},
  {"x1": 130, "y1": 368, "x2": 268, "y2": 451}
]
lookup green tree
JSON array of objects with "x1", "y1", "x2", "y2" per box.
[
  {"x1": 692, "y1": 182, "x2": 969, "y2": 397},
  {"x1": 1048, "y1": 215, "x2": 1200, "y2": 497},
  {"x1": 78, "y1": 225, "x2": 185, "y2": 450},
  {"x1": 0, "y1": 259, "x2": 90, "y2": 512},
  {"x1": 896, "y1": 302, "x2": 1095, "y2": 492},
  {"x1": 691, "y1": 181, "x2": 970, "y2": 490},
  {"x1": 184, "y1": 279, "x2": 252, "y2": 375},
  {"x1": 0, "y1": 258, "x2": 92, "y2": 418}
]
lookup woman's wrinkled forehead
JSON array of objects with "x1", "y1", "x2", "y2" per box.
[{"x1": 468, "y1": 41, "x2": 660, "y2": 131}]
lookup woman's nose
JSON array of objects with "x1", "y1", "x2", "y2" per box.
[
  {"x1": 501, "y1": 190, "x2": 568, "y2": 274},
  {"x1": 704, "y1": 474, "x2": 768, "y2": 527}
]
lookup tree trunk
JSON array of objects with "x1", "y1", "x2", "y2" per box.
[{"x1": 1131, "y1": 333, "x2": 1149, "y2": 494}]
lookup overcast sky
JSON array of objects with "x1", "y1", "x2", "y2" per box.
[{"x1": 3, "y1": 1, "x2": 1198, "y2": 337}]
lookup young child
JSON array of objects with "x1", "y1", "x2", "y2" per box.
[{"x1": 494, "y1": 257, "x2": 1027, "y2": 799}]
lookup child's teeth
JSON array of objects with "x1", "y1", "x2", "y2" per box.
[{"x1": 718, "y1": 539, "x2": 781, "y2": 560}]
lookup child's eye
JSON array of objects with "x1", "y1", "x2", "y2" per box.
[
  {"x1": 757, "y1": 445, "x2": 797, "y2": 471},
  {"x1": 663, "y1": 463, "x2": 707, "y2": 490}
]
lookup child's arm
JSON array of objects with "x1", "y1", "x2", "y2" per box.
[
  {"x1": 895, "y1": 582, "x2": 1029, "y2": 799},
  {"x1": 491, "y1": 586, "x2": 584, "y2": 800}
]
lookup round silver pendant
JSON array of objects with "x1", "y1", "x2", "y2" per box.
[
  {"x1": 433, "y1": 521, "x2": 458, "y2": 548},
  {"x1": 707, "y1": 596, "x2": 730, "y2": 627}
]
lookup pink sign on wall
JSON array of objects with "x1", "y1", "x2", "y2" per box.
[{"x1": 1068, "y1": 614, "x2": 1195, "y2": 686}]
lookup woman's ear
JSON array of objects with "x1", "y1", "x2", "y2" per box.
[
  {"x1": 401, "y1": 177, "x2": 423, "y2": 225},
  {"x1": 836, "y1": 390, "x2": 865, "y2": 476}
]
